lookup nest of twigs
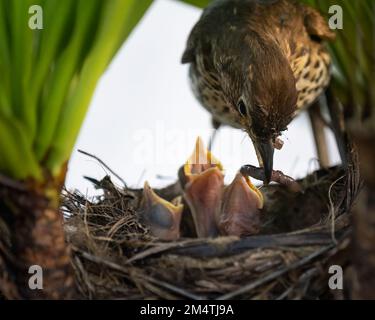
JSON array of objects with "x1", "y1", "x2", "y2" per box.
[{"x1": 63, "y1": 148, "x2": 360, "y2": 299}]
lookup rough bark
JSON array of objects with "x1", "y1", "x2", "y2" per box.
[
  {"x1": 351, "y1": 186, "x2": 375, "y2": 299},
  {"x1": 351, "y1": 132, "x2": 375, "y2": 299},
  {"x1": 0, "y1": 173, "x2": 76, "y2": 299}
]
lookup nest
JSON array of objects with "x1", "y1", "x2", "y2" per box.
[{"x1": 63, "y1": 153, "x2": 360, "y2": 299}]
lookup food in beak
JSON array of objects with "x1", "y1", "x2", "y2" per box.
[
  {"x1": 180, "y1": 137, "x2": 224, "y2": 238},
  {"x1": 273, "y1": 137, "x2": 284, "y2": 150},
  {"x1": 217, "y1": 173, "x2": 264, "y2": 237},
  {"x1": 240, "y1": 164, "x2": 303, "y2": 193},
  {"x1": 140, "y1": 181, "x2": 183, "y2": 241}
]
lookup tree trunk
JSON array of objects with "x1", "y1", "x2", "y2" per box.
[
  {"x1": 350, "y1": 131, "x2": 375, "y2": 299},
  {"x1": 351, "y1": 186, "x2": 375, "y2": 299},
  {"x1": 0, "y1": 173, "x2": 76, "y2": 299}
]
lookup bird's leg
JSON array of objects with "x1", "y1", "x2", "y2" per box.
[
  {"x1": 308, "y1": 99, "x2": 330, "y2": 168},
  {"x1": 325, "y1": 87, "x2": 348, "y2": 167},
  {"x1": 208, "y1": 118, "x2": 221, "y2": 151}
]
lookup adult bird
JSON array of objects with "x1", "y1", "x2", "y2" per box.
[{"x1": 182, "y1": 0, "x2": 335, "y2": 183}]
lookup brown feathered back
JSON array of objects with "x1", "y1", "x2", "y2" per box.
[{"x1": 182, "y1": 0, "x2": 335, "y2": 140}]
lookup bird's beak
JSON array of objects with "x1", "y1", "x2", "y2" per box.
[
  {"x1": 217, "y1": 173, "x2": 263, "y2": 237},
  {"x1": 254, "y1": 139, "x2": 274, "y2": 184},
  {"x1": 141, "y1": 181, "x2": 183, "y2": 241},
  {"x1": 179, "y1": 136, "x2": 223, "y2": 184},
  {"x1": 179, "y1": 137, "x2": 224, "y2": 238}
]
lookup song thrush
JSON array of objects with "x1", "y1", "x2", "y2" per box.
[{"x1": 182, "y1": 0, "x2": 335, "y2": 183}]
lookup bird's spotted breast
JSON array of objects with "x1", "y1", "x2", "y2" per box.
[
  {"x1": 190, "y1": 47, "x2": 331, "y2": 126},
  {"x1": 189, "y1": 56, "x2": 242, "y2": 128},
  {"x1": 291, "y1": 47, "x2": 331, "y2": 111}
]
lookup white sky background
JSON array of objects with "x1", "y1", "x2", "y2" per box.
[{"x1": 66, "y1": 0, "x2": 340, "y2": 194}]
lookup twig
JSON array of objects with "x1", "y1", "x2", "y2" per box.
[
  {"x1": 328, "y1": 175, "x2": 345, "y2": 244},
  {"x1": 78, "y1": 149, "x2": 127, "y2": 188},
  {"x1": 73, "y1": 256, "x2": 95, "y2": 299},
  {"x1": 126, "y1": 239, "x2": 204, "y2": 264},
  {"x1": 127, "y1": 232, "x2": 341, "y2": 263},
  {"x1": 216, "y1": 244, "x2": 334, "y2": 300},
  {"x1": 73, "y1": 246, "x2": 205, "y2": 300},
  {"x1": 326, "y1": 87, "x2": 348, "y2": 167},
  {"x1": 139, "y1": 275, "x2": 206, "y2": 300},
  {"x1": 170, "y1": 232, "x2": 339, "y2": 258},
  {"x1": 276, "y1": 286, "x2": 294, "y2": 300}
]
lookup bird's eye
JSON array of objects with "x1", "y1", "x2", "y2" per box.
[{"x1": 237, "y1": 100, "x2": 247, "y2": 117}]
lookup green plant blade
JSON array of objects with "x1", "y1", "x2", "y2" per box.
[
  {"x1": 177, "y1": 0, "x2": 211, "y2": 8},
  {"x1": 0, "y1": 116, "x2": 42, "y2": 180},
  {"x1": 1, "y1": 0, "x2": 156, "y2": 181},
  {"x1": 35, "y1": 0, "x2": 102, "y2": 161},
  {"x1": 45, "y1": 0, "x2": 152, "y2": 175}
]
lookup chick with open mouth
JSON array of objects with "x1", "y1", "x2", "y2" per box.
[
  {"x1": 218, "y1": 173, "x2": 264, "y2": 237},
  {"x1": 179, "y1": 137, "x2": 264, "y2": 238},
  {"x1": 179, "y1": 137, "x2": 224, "y2": 238},
  {"x1": 140, "y1": 181, "x2": 183, "y2": 241}
]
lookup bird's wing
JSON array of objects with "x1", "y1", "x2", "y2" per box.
[{"x1": 303, "y1": 6, "x2": 336, "y2": 41}]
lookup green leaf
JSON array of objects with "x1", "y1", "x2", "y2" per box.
[
  {"x1": 35, "y1": 0, "x2": 102, "y2": 161},
  {"x1": 112, "y1": 0, "x2": 152, "y2": 61},
  {"x1": 45, "y1": 0, "x2": 152, "y2": 174},
  {"x1": 9, "y1": 0, "x2": 36, "y2": 135},
  {"x1": 303, "y1": 0, "x2": 373, "y2": 117},
  {"x1": 0, "y1": 116, "x2": 42, "y2": 180},
  {"x1": 30, "y1": 0, "x2": 76, "y2": 122},
  {"x1": 176, "y1": 0, "x2": 211, "y2": 8},
  {"x1": 0, "y1": 0, "x2": 12, "y2": 117},
  {"x1": 0, "y1": 0, "x2": 154, "y2": 181}
]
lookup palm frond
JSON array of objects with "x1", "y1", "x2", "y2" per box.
[
  {"x1": 0, "y1": 0, "x2": 152, "y2": 180},
  {"x1": 302, "y1": 0, "x2": 374, "y2": 124},
  {"x1": 177, "y1": 0, "x2": 211, "y2": 8}
]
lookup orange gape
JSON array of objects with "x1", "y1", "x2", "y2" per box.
[
  {"x1": 180, "y1": 137, "x2": 264, "y2": 238},
  {"x1": 181, "y1": 137, "x2": 224, "y2": 238},
  {"x1": 218, "y1": 173, "x2": 263, "y2": 237},
  {"x1": 140, "y1": 181, "x2": 183, "y2": 241},
  {"x1": 141, "y1": 137, "x2": 264, "y2": 240}
]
